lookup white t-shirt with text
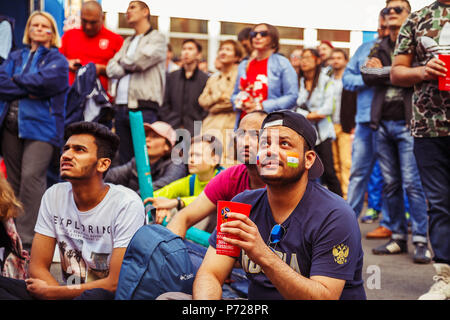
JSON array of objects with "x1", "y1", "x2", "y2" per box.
[{"x1": 34, "y1": 182, "x2": 145, "y2": 284}]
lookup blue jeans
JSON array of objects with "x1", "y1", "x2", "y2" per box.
[
  {"x1": 376, "y1": 120, "x2": 428, "y2": 244},
  {"x1": 347, "y1": 123, "x2": 390, "y2": 228},
  {"x1": 367, "y1": 160, "x2": 383, "y2": 212},
  {"x1": 414, "y1": 136, "x2": 450, "y2": 264},
  {"x1": 368, "y1": 161, "x2": 410, "y2": 214}
]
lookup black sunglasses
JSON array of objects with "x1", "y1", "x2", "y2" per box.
[
  {"x1": 250, "y1": 30, "x2": 269, "y2": 38},
  {"x1": 382, "y1": 6, "x2": 409, "y2": 16},
  {"x1": 267, "y1": 224, "x2": 286, "y2": 249}
]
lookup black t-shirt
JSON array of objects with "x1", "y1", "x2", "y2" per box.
[
  {"x1": 209, "y1": 181, "x2": 366, "y2": 300},
  {"x1": 381, "y1": 38, "x2": 406, "y2": 121}
]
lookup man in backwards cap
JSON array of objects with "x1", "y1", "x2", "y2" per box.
[{"x1": 193, "y1": 110, "x2": 366, "y2": 300}]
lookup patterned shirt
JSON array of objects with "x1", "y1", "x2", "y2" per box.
[{"x1": 394, "y1": 1, "x2": 450, "y2": 138}]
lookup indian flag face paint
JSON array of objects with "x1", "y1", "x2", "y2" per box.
[{"x1": 286, "y1": 151, "x2": 300, "y2": 168}]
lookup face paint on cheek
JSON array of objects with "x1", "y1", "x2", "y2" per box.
[
  {"x1": 286, "y1": 151, "x2": 300, "y2": 168},
  {"x1": 256, "y1": 150, "x2": 265, "y2": 166}
]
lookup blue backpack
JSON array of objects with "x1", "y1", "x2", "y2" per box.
[{"x1": 115, "y1": 224, "x2": 195, "y2": 300}]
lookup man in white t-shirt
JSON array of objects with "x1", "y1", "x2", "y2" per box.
[{"x1": 0, "y1": 122, "x2": 145, "y2": 300}]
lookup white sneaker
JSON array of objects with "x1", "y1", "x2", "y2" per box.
[{"x1": 418, "y1": 263, "x2": 450, "y2": 300}]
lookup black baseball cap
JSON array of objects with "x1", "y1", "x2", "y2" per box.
[{"x1": 261, "y1": 110, "x2": 324, "y2": 179}]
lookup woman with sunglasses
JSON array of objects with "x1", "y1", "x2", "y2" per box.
[
  {"x1": 0, "y1": 11, "x2": 68, "y2": 250},
  {"x1": 231, "y1": 23, "x2": 298, "y2": 129},
  {"x1": 296, "y1": 48, "x2": 343, "y2": 197}
]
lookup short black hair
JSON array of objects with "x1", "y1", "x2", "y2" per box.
[
  {"x1": 182, "y1": 38, "x2": 202, "y2": 53},
  {"x1": 238, "y1": 27, "x2": 252, "y2": 42},
  {"x1": 64, "y1": 122, "x2": 120, "y2": 160}
]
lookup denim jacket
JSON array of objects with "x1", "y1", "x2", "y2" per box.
[
  {"x1": 296, "y1": 70, "x2": 336, "y2": 145},
  {"x1": 342, "y1": 39, "x2": 376, "y2": 124},
  {"x1": 231, "y1": 53, "x2": 298, "y2": 128}
]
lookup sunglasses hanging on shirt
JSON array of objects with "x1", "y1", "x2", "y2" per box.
[{"x1": 267, "y1": 224, "x2": 287, "y2": 251}]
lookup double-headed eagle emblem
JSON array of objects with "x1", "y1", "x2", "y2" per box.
[{"x1": 332, "y1": 244, "x2": 349, "y2": 265}]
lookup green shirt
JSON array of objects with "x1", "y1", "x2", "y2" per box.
[{"x1": 394, "y1": 1, "x2": 450, "y2": 138}]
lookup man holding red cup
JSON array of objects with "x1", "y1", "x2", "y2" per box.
[
  {"x1": 391, "y1": 0, "x2": 450, "y2": 300},
  {"x1": 193, "y1": 110, "x2": 366, "y2": 300}
]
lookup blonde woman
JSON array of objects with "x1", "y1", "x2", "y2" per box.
[
  {"x1": 0, "y1": 11, "x2": 69, "y2": 249},
  {"x1": 198, "y1": 40, "x2": 243, "y2": 166},
  {"x1": 0, "y1": 173, "x2": 28, "y2": 279}
]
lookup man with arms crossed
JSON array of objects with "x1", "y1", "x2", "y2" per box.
[
  {"x1": 106, "y1": 0, "x2": 166, "y2": 164},
  {"x1": 0, "y1": 122, "x2": 145, "y2": 299},
  {"x1": 193, "y1": 110, "x2": 365, "y2": 300}
]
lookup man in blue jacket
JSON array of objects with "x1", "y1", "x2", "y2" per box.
[
  {"x1": 342, "y1": 10, "x2": 392, "y2": 236},
  {"x1": 360, "y1": 0, "x2": 430, "y2": 264}
]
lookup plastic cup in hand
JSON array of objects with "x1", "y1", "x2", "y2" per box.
[
  {"x1": 216, "y1": 201, "x2": 252, "y2": 257},
  {"x1": 438, "y1": 54, "x2": 450, "y2": 91}
]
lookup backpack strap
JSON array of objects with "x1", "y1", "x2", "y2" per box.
[
  {"x1": 189, "y1": 167, "x2": 224, "y2": 197},
  {"x1": 216, "y1": 166, "x2": 224, "y2": 175},
  {"x1": 189, "y1": 174, "x2": 196, "y2": 197}
]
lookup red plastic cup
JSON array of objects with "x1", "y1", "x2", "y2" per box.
[
  {"x1": 438, "y1": 54, "x2": 450, "y2": 91},
  {"x1": 216, "y1": 201, "x2": 252, "y2": 257}
]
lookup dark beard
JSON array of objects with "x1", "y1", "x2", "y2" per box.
[{"x1": 259, "y1": 162, "x2": 306, "y2": 187}]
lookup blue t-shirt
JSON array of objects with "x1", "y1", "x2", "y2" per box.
[{"x1": 209, "y1": 181, "x2": 366, "y2": 300}]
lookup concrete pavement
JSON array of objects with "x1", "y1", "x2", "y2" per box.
[{"x1": 359, "y1": 220, "x2": 435, "y2": 300}]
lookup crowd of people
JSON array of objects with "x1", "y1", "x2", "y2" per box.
[{"x1": 0, "y1": 0, "x2": 448, "y2": 301}]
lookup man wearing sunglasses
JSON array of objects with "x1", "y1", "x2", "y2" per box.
[
  {"x1": 391, "y1": 0, "x2": 450, "y2": 300},
  {"x1": 343, "y1": 10, "x2": 391, "y2": 232},
  {"x1": 193, "y1": 110, "x2": 365, "y2": 300},
  {"x1": 360, "y1": 0, "x2": 431, "y2": 264}
]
